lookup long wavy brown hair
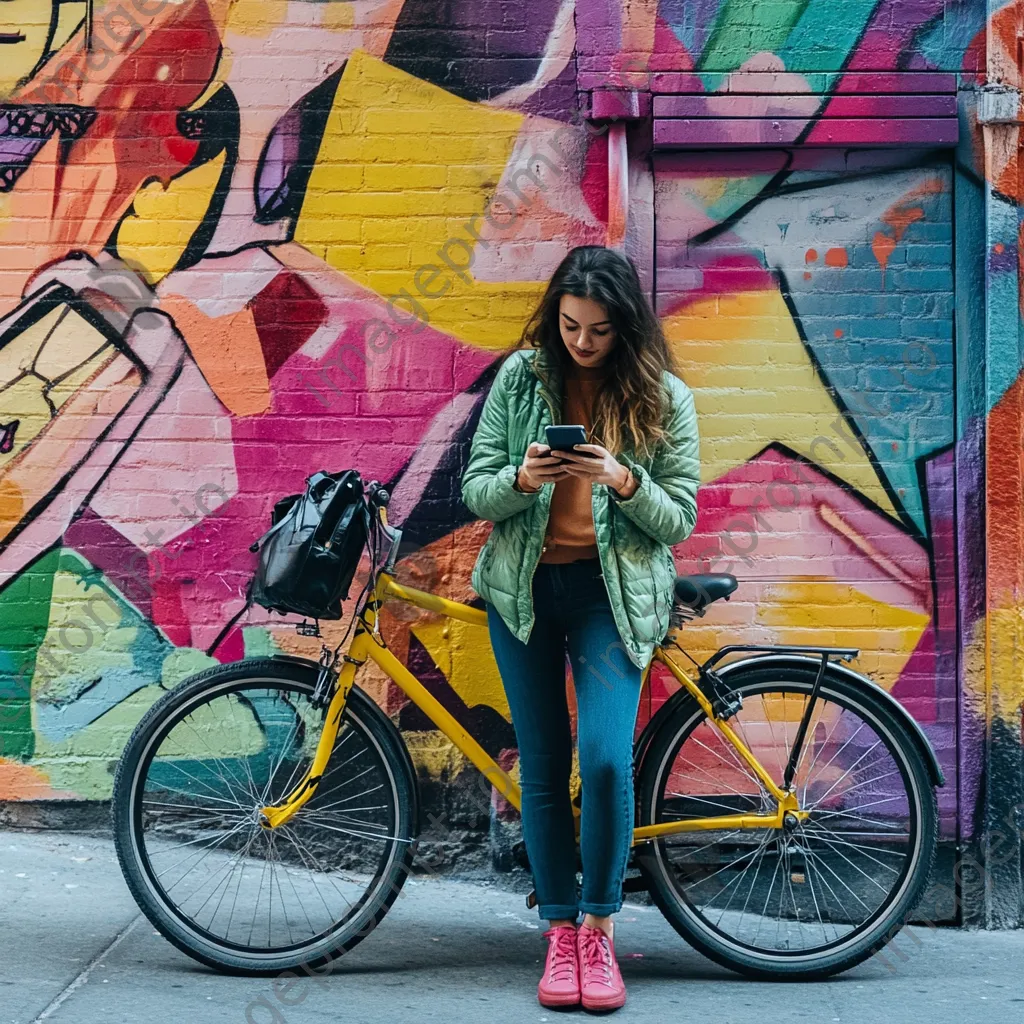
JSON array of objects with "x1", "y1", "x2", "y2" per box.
[{"x1": 507, "y1": 245, "x2": 677, "y2": 461}]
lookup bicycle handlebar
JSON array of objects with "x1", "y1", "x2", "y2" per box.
[
  {"x1": 363, "y1": 480, "x2": 403, "y2": 572},
  {"x1": 365, "y1": 480, "x2": 390, "y2": 509}
]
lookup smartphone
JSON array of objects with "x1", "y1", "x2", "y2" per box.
[{"x1": 544, "y1": 424, "x2": 599, "y2": 459}]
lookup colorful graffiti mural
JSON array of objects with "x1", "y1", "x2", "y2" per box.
[{"x1": 0, "y1": 0, "x2": 1018, "y2": 921}]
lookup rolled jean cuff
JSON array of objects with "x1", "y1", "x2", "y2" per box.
[
  {"x1": 538, "y1": 903, "x2": 579, "y2": 921},
  {"x1": 579, "y1": 900, "x2": 622, "y2": 916}
]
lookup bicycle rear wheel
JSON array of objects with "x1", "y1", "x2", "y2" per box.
[
  {"x1": 635, "y1": 661, "x2": 937, "y2": 979},
  {"x1": 113, "y1": 658, "x2": 418, "y2": 974}
]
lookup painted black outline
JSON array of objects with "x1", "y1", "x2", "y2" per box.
[
  {"x1": 0, "y1": 283, "x2": 186, "y2": 559},
  {"x1": 775, "y1": 264, "x2": 921, "y2": 538},
  {"x1": 253, "y1": 67, "x2": 343, "y2": 227}
]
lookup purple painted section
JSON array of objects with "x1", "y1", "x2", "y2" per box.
[
  {"x1": 653, "y1": 93, "x2": 956, "y2": 118},
  {"x1": 256, "y1": 105, "x2": 301, "y2": 217},
  {"x1": 840, "y1": 0, "x2": 949, "y2": 73},
  {"x1": 385, "y1": 0, "x2": 564, "y2": 102},
  {"x1": 654, "y1": 116, "x2": 958, "y2": 147},
  {"x1": 655, "y1": 118, "x2": 805, "y2": 146},
  {"x1": 590, "y1": 89, "x2": 651, "y2": 120},
  {"x1": 62, "y1": 508, "x2": 153, "y2": 619},
  {"x1": 648, "y1": 71, "x2": 705, "y2": 93},
  {"x1": 518, "y1": 58, "x2": 581, "y2": 121},
  {"x1": 573, "y1": 0, "x2": 623, "y2": 65},
  {"x1": 658, "y1": 0, "x2": 723, "y2": 61},
  {"x1": 834, "y1": 71, "x2": 957, "y2": 93},
  {"x1": 0, "y1": 135, "x2": 47, "y2": 161},
  {"x1": 644, "y1": 71, "x2": 956, "y2": 94},
  {"x1": 0, "y1": 107, "x2": 55, "y2": 137}
]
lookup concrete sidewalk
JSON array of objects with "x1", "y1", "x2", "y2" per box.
[{"x1": 3, "y1": 830, "x2": 1023, "y2": 1024}]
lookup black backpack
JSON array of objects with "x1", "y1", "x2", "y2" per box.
[{"x1": 248, "y1": 469, "x2": 370, "y2": 620}]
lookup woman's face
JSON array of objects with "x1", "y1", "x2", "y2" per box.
[{"x1": 558, "y1": 294, "x2": 617, "y2": 369}]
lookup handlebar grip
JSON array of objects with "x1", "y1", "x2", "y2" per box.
[{"x1": 365, "y1": 481, "x2": 391, "y2": 508}]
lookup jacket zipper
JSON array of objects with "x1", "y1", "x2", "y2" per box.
[
  {"x1": 523, "y1": 367, "x2": 559, "y2": 636},
  {"x1": 529, "y1": 359, "x2": 645, "y2": 662}
]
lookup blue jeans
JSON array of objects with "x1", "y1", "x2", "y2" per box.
[{"x1": 486, "y1": 557, "x2": 644, "y2": 920}]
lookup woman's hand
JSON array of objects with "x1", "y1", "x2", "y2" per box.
[
  {"x1": 557, "y1": 444, "x2": 638, "y2": 498},
  {"x1": 517, "y1": 441, "x2": 570, "y2": 492}
]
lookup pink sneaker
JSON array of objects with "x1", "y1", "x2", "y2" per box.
[
  {"x1": 538, "y1": 925, "x2": 580, "y2": 1007},
  {"x1": 576, "y1": 923, "x2": 626, "y2": 1011}
]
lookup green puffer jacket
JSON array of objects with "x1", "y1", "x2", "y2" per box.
[{"x1": 461, "y1": 344, "x2": 700, "y2": 669}]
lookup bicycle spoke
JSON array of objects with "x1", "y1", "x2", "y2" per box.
[
  {"x1": 751, "y1": 851, "x2": 784, "y2": 947},
  {"x1": 278, "y1": 823, "x2": 363, "y2": 914},
  {"x1": 158, "y1": 819, "x2": 255, "y2": 890},
  {"x1": 648, "y1": 676, "x2": 928, "y2": 964},
  {"x1": 298, "y1": 818, "x2": 411, "y2": 844},
  {"x1": 759, "y1": 692, "x2": 788, "y2": 785},
  {"x1": 682, "y1": 837, "x2": 770, "y2": 893},
  {"x1": 811, "y1": 800, "x2": 906, "y2": 826},
  {"x1": 801, "y1": 829, "x2": 900, "y2": 885},
  {"x1": 714, "y1": 832, "x2": 774, "y2": 926},
  {"x1": 802, "y1": 845, "x2": 858, "y2": 923},
  {"x1": 128, "y1": 678, "x2": 404, "y2": 957},
  {"x1": 801, "y1": 845, "x2": 842, "y2": 944},
  {"x1": 799, "y1": 703, "x2": 852, "y2": 805},
  {"x1": 663, "y1": 790, "x2": 757, "y2": 816},
  {"x1": 805, "y1": 769, "x2": 903, "y2": 812},
  {"x1": 660, "y1": 828, "x2": 744, "y2": 856}
]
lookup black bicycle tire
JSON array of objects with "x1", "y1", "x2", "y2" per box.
[
  {"x1": 112, "y1": 657, "x2": 419, "y2": 975},
  {"x1": 635, "y1": 662, "x2": 938, "y2": 980}
]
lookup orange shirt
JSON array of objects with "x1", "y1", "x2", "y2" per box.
[{"x1": 539, "y1": 363, "x2": 607, "y2": 564}]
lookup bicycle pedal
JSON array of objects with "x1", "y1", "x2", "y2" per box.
[{"x1": 526, "y1": 889, "x2": 537, "y2": 910}]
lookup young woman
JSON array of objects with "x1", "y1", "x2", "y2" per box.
[{"x1": 460, "y1": 246, "x2": 700, "y2": 1011}]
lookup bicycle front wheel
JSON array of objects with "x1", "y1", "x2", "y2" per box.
[
  {"x1": 113, "y1": 658, "x2": 418, "y2": 974},
  {"x1": 635, "y1": 661, "x2": 937, "y2": 980}
]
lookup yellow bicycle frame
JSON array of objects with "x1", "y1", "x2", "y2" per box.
[{"x1": 260, "y1": 569, "x2": 807, "y2": 841}]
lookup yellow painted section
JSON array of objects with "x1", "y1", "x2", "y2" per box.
[
  {"x1": 411, "y1": 618, "x2": 511, "y2": 722},
  {"x1": 0, "y1": 0, "x2": 63, "y2": 98},
  {"x1": 663, "y1": 289, "x2": 899, "y2": 520},
  {"x1": 0, "y1": 305, "x2": 113, "y2": 471},
  {"x1": 968, "y1": 606, "x2": 1024, "y2": 724},
  {"x1": 116, "y1": 152, "x2": 226, "y2": 284},
  {"x1": 404, "y1": 729, "x2": 470, "y2": 781},
  {"x1": 225, "y1": 0, "x2": 290, "y2": 37},
  {"x1": 52, "y1": 2, "x2": 87, "y2": 52},
  {"x1": 755, "y1": 581, "x2": 929, "y2": 690},
  {"x1": 295, "y1": 50, "x2": 544, "y2": 350}
]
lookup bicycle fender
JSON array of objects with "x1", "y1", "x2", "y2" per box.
[{"x1": 713, "y1": 654, "x2": 946, "y2": 789}]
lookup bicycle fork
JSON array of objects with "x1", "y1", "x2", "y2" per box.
[{"x1": 258, "y1": 630, "x2": 368, "y2": 830}]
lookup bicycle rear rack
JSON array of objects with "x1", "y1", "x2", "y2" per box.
[
  {"x1": 701, "y1": 643, "x2": 859, "y2": 671},
  {"x1": 696, "y1": 645, "x2": 860, "y2": 789}
]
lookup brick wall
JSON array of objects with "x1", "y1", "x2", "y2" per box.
[{"x1": 0, "y1": 1, "x2": 1014, "y2": 908}]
